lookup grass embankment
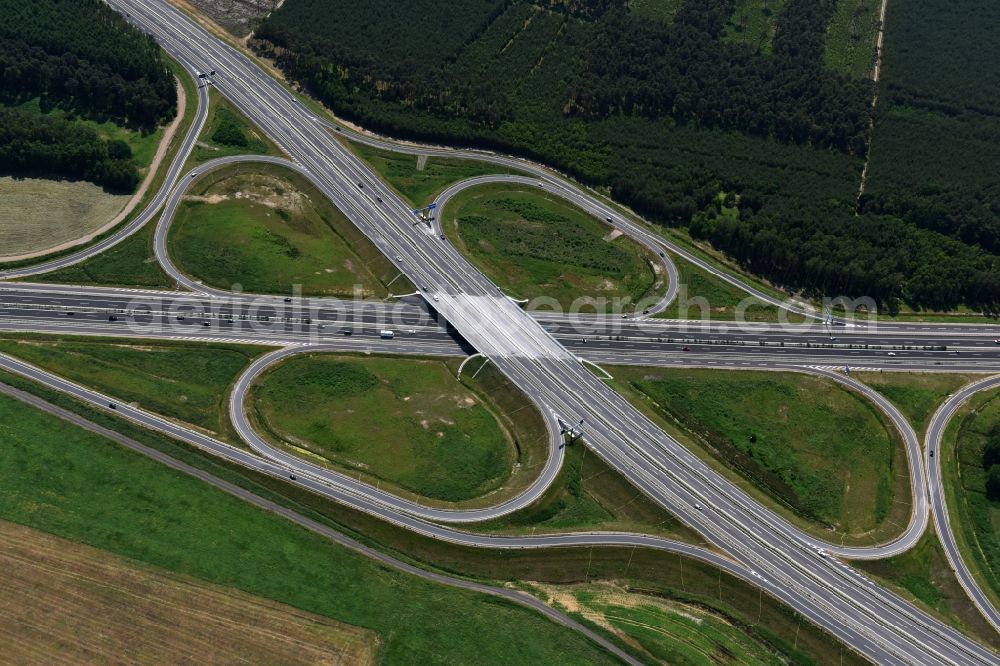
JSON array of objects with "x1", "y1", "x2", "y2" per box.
[
  {"x1": 657, "y1": 253, "x2": 807, "y2": 322},
  {"x1": 0, "y1": 520, "x2": 378, "y2": 664},
  {"x1": 185, "y1": 87, "x2": 284, "y2": 168},
  {"x1": 612, "y1": 366, "x2": 909, "y2": 542},
  {"x1": 0, "y1": 335, "x2": 267, "y2": 443},
  {"x1": 25, "y1": 219, "x2": 173, "y2": 287},
  {"x1": 941, "y1": 386, "x2": 1000, "y2": 613},
  {"x1": 856, "y1": 529, "x2": 1000, "y2": 650},
  {"x1": 170, "y1": 162, "x2": 409, "y2": 297},
  {"x1": 529, "y1": 581, "x2": 787, "y2": 665},
  {"x1": 0, "y1": 390, "x2": 619, "y2": 665},
  {"x1": 348, "y1": 140, "x2": 516, "y2": 208},
  {"x1": 252, "y1": 354, "x2": 519, "y2": 503},
  {"x1": 477, "y1": 439, "x2": 702, "y2": 543},
  {"x1": 855, "y1": 371, "x2": 981, "y2": 435},
  {"x1": 0, "y1": 366, "x2": 863, "y2": 665},
  {"x1": 443, "y1": 184, "x2": 661, "y2": 311}
]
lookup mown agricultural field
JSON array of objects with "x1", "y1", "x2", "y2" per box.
[
  {"x1": 170, "y1": 162, "x2": 406, "y2": 297},
  {"x1": 0, "y1": 177, "x2": 130, "y2": 259},
  {"x1": 443, "y1": 184, "x2": 660, "y2": 309},
  {"x1": 0, "y1": 520, "x2": 378, "y2": 664},
  {"x1": 252, "y1": 354, "x2": 517, "y2": 502}
]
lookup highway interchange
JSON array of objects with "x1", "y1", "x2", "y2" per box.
[{"x1": 0, "y1": 0, "x2": 999, "y2": 663}]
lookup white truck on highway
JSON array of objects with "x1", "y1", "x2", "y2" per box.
[{"x1": 380, "y1": 330, "x2": 395, "y2": 339}]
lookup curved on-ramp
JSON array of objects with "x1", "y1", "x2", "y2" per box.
[
  {"x1": 926, "y1": 375, "x2": 1000, "y2": 632},
  {"x1": 431, "y1": 175, "x2": 678, "y2": 316},
  {"x1": 228, "y1": 344, "x2": 568, "y2": 523}
]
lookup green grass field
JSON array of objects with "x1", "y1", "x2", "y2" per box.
[
  {"x1": 186, "y1": 88, "x2": 283, "y2": 167},
  {"x1": 943, "y1": 387, "x2": 1000, "y2": 611},
  {"x1": 170, "y1": 162, "x2": 407, "y2": 297},
  {"x1": 443, "y1": 184, "x2": 660, "y2": 310},
  {"x1": 0, "y1": 391, "x2": 621, "y2": 665},
  {"x1": 253, "y1": 354, "x2": 516, "y2": 502},
  {"x1": 0, "y1": 335, "x2": 267, "y2": 442},
  {"x1": 614, "y1": 367, "x2": 903, "y2": 537},
  {"x1": 723, "y1": 0, "x2": 787, "y2": 55},
  {"x1": 0, "y1": 367, "x2": 862, "y2": 666},
  {"x1": 348, "y1": 141, "x2": 516, "y2": 207},
  {"x1": 824, "y1": 0, "x2": 882, "y2": 78},
  {"x1": 855, "y1": 372, "x2": 981, "y2": 435}
]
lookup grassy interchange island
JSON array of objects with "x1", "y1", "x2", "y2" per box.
[
  {"x1": 250, "y1": 354, "x2": 533, "y2": 503},
  {"x1": 612, "y1": 366, "x2": 911, "y2": 545},
  {"x1": 169, "y1": 162, "x2": 408, "y2": 297},
  {"x1": 441, "y1": 184, "x2": 663, "y2": 310},
  {"x1": 942, "y1": 386, "x2": 1000, "y2": 612}
]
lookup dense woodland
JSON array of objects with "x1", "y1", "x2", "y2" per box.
[
  {"x1": 254, "y1": 0, "x2": 1000, "y2": 312},
  {"x1": 0, "y1": 0, "x2": 176, "y2": 191},
  {"x1": 859, "y1": 0, "x2": 1000, "y2": 307}
]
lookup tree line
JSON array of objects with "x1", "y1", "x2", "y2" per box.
[
  {"x1": 0, "y1": 0, "x2": 176, "y2": 192},
  {"x1": 0, "y1": 108, "x2": 140, "y2": 191}
]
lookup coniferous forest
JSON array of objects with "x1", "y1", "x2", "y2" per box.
[
  {"x1": 0, "y1": 0, "x2": 177, "y2": 191},
  {"x1": 252, "y1": 0, "x2": 1000, "y2": 313}
]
